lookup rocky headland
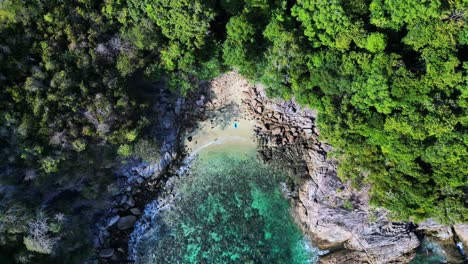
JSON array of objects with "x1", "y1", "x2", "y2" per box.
[
  {"x1": 242, "y1": 82, "x2": 418, "y2": 263},
  {"x1": 240, "y1": 76, "x2": 467, "y2": 264}
]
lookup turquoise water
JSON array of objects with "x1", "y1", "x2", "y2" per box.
[
  {"x1": 132, "y1": 148, "x2": 317, "y2": 263},
  {"x1": 410, "y1": 240, "x2": 447, "y2": 264}
]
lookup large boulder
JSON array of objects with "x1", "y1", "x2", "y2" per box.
[
  {"x1": 312, "y1": 225, "x2": 352, "y2": 249},
  {"x1": 417, "y1": 219, "x2": 453, "y2": 241},
  {"x1": 454, "y1": 224, "x2": 468, "y2": 249}
]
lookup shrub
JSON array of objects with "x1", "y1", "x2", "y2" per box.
[{"x1": 23, "y1": 214, "x2": 57, "y2": 254}]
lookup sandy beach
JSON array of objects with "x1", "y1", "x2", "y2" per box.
[{"x1": 184, "y1": 72, "x2": 257, "y2": 156}]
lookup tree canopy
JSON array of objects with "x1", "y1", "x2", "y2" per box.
[{"x1": 0, "y1": 0, "x2": 467, "y2": 262}]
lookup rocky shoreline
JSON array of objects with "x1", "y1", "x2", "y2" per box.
[
  {"x1": 242, "y1": 84, "x2": 419, "y2": 263},
  {"x1": 89, "y1": 72, "x2": 467, "y2": 263},
  {"x1": 241, "y1": 82, "x2": 468, "y2": 264},
  {"x1": 88, "y1": 81, "x2": 212, "y2": 263}
]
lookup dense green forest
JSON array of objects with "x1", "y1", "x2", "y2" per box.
[{"x1": 0, "y1": 0, "x2": 467, "y2": 262}]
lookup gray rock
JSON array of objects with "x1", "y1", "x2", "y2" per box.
[
  {"x1": 164, "y1": 152, "x2": 172, "y2": 162},
  {"x1": 271, "y1": 127, "x2": 282, "y2": 135},
  {"x1": 117, "y1": 215, "x2": 137, "y2": 230},
  {"x1": 418, "y1": 219, "x2": 453, "y2": 241},
  {"x1": 136, "y1": 177, "x2": 144, "y2": 184},
  {"x1": 303, "y1": 128, "x2": 313, "y2": 135},
  {"x1": 130, "y1": 208, "x2": 142, "y2": 215},
  {"x1": 160, "y1": 158, "x2": 168, "y2": 169},
  {"x1": 99, "y1": 248, "x2": 114, "y2": 258},
  {"x1": 126, "y1": 196, "x2": 135, "y2": 207},
  {"x1": 119, "y1": 195, "x2": 128, "y2": 205},
  {"x1": 196, "y1": 99, "x2": 204, "y2": 107},
  {"x1": 454, "y1": 224, "x2": 468, "y2": 249},
  {"x1": 175, "y1": 97, "x2": 184, "y2": 114},
  {"x1": 107, "y1": 215, "x2": 120, "y2": 227}
]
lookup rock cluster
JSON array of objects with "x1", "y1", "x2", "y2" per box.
[{"x1": 416, "y1": 220, "x2": 468, "y2": 263}]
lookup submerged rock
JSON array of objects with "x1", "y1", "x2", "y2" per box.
[{"x1": 130, "y1": 151, "x2": 316, "y2": 263}]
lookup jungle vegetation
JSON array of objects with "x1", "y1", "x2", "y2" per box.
[{"x1": 0, "y1": 0, "x2": 467, "y2": 262}]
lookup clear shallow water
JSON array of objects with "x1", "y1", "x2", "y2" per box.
[
  {"x1": 410, "y1": 240, "x2": 448, "y2": 264},
  {"x1": 130, "y1": 147, "x2": 318, "y2": 263}
]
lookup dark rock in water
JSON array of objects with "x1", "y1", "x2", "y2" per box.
[
  {"x1": 100, "y1": 248, "x2": 114, "y2": 258},
  {"x1": 187, "y1": 136, "x2": 193, "y2": 142},
  {"x1": 107, "y1": 215, "x2": 120, "y2": 227},
  {"x1": 117, "y1": 215, "x2": 137, "y2": 230}
]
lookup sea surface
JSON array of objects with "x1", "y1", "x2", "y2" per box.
[{"x1": 129, "y1": 142, "x2": 318, "y2": 263}]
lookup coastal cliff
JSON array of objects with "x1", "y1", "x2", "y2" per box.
[{"x1": 241, "y1": 81, "x2": 420, "y2": 263}]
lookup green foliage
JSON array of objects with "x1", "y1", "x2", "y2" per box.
[
  {"x1": 292, "y1": 0, "x2": 367, "y2": 49},
  {"x1": 1, "y1": 0, "x2": 467, "y2": 261},
  {"x1": 223, "y1": 14, "x2": 258, "y2": 76},
  {"x1": 71, "y1": 139, "x2": 86, "y2": 152},
  {"x1": 342, "y1": 200, "x2": 354, "y2": 210},
  {"x1": 369, "y1": 0, "x2": 442, "y2": 30},
  {"x1": 40, "y1": 157, "x2": 62, "y2": 173},
  {"x1": 0, "y1": 0, "x2": 16, "y2": 24},
  {"x1": 220, "y1": 0, "x2": 468, "y2": 223},
  {"x1": 144, "y1": 0, "x2": 215, "y2": 50},
  {"x1": 366, "y1": 33, "x2": 386, "y2": 53},
  {"x1": 131, "y1": 139, "x2": 160, "y2": 163},
  {"x1": 0, "y1": 0, "x2": 225, "y2": 260},
  {"x1": 117, "y1": 144, "x2": 132, "y2": 157}
]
